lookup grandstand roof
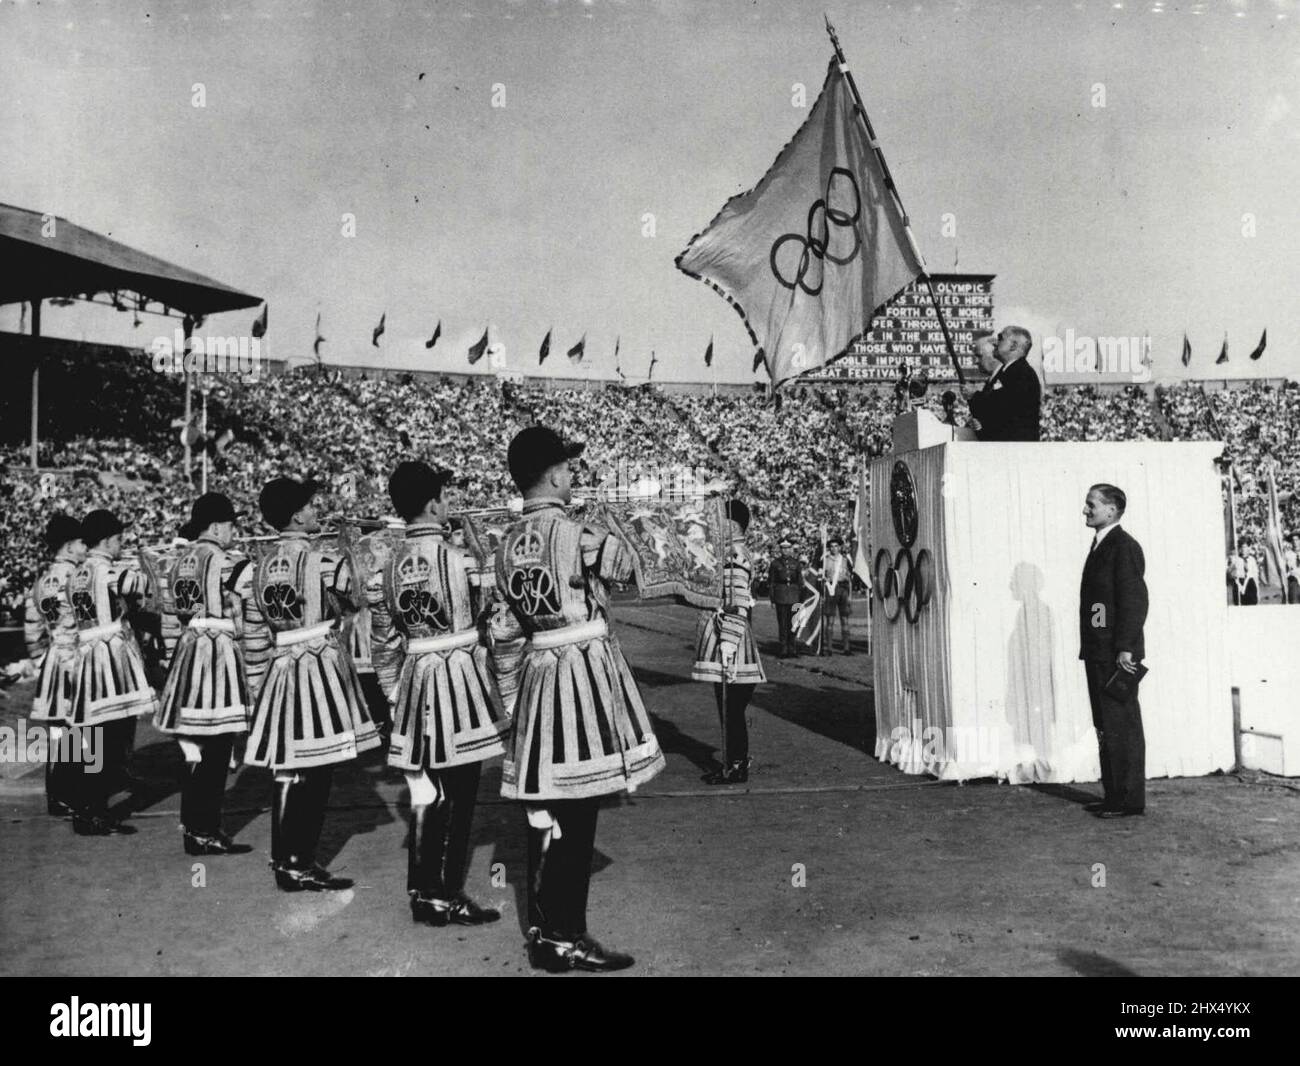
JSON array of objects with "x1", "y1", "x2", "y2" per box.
[{"x1": 0, "y1": 203, "x2": 262, "y2": 315}]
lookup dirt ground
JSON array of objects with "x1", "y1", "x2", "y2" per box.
[{"x1": 2, "y1": 602, "x2": 1297, "y2": 977}]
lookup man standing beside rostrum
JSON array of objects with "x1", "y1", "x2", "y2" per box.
[{"x1": 1079, "y1": 483, "x2": 1149, "y2": 819}]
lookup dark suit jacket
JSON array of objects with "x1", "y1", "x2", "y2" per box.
[
  {"x1": 1079, "y1": 525, "x2": 1148, "y2": 662},
  {"x1": 968, "y1": 357, "x2": 1042, "y2": 441}
]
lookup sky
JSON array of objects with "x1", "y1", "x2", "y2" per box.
[{"x1": 1, "y1": 0, "x2": 1297, "y2": 385}]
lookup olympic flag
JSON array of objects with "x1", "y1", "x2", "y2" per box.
[{"x1": 676, "y1": 58, "x2": 923, "y2": 387}]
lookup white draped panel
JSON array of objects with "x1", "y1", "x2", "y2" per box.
[{"x1": 872, "y1": 441, "x2": 1233, "y2": 783}]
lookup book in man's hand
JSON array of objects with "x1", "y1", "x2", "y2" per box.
[{"x1": 1103, "y1": 661, "x2": 1148, "y2": 701}]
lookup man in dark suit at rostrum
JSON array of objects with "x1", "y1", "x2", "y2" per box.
[
  {"x1": 965, "y1": 325, "x2": 1042, "y2": 442},
  {"x1": 1079, "y1": 483, "x2": 1149, "y2": 819},
  {"x1": 767, "y1": 535, "x2": 803, "y2": 658}
]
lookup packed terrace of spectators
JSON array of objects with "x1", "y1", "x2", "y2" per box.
[{"x1": 1, "y1": 345, "x2": 1294, "y2": 622}]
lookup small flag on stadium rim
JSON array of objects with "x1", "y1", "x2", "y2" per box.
[
  {"x1": 675, "y1": 56, "x2": 923, "y2": 387},
  {"x1": 425, "y1": 320, "x2": 441, "y2": 350},
  {"x1": 648, "y1": 350, "x2": 658, "y2": 380},
  {"x1": 313, "y1": 313, "x2": 325, "y2": 358},
  {"x1": 752, "y1": 348, "x2": 766, "y2": 375},
  {"x1": 251, "y1": 304, "x2": 268, "y2": 338},
  {"x1": 467, "y1": 327, "x2": 490, "y2": 365},
  {"x1": 539, "y1": 328, "x2": 552, "y2": 365},
  {"x1": 613, "y1": 335, "x2": 621, "y2": 367},
  {"x1": 372, "y1": 312, "x2": 386, "y2": 347},
  {"x1": 1181, "y1": 333, "x2": 1191, "y2": 367},
  {"x1": 704, "y1": 336, "x2": 714, "y2": 367},
  {"x1": 1249, "y1": 329, "x2": 1267, "y2": 361},
  {"x1": 567, "y1": 334, "x2": 586, "y2": 365},
  {"x1": 615, "y1": 338, "x2": 626, "y2": 381},
  {"x1": 1216, "y1": 335, "x2": 1228, "y2": 365}
]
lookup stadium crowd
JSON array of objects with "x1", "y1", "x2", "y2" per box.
[{"x1": 3, "y1": 346, "x2": 1299, "y2": 625}]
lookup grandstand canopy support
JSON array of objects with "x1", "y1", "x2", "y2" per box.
[{"x1": 0, "y1": 203, "x2": 262, "y2": 470}]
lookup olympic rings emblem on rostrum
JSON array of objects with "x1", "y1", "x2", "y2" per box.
[
  {"x1": 769, "y1": 166, "x2": 863, "y2": 296},
  {"x1": 874, "y1": 546, "x2": 933, "y2": 625}
]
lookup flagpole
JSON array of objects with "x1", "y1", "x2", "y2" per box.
[
  {"x1": 1228, "y1": 463, "x2": 1238, "y2": 555},
  {"x1": 824, "y1": 15, "x2": 966, "y2": 386},
  {"x1": 715, "y1": 496, "x2": 729, "y2": 769}
]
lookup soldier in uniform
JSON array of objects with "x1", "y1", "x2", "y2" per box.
[
  {"x1": 491, "y1": 426, "x2": 664, "y2": 972},
  {"x1": 767, "y1": 535, "x2": 802, "y2": 657},
  {"x1": 692, "y1": 500, "x2": 766, "y2": 784},
  {"x1": 240, "y1": 477, "x2": 382, "y2": 891},
  {"x1": 154, "y1": 493, "x2": 254, "y2": 856},
  {"x1": 384, "y1": 461, "x2": 508, "y2": 927},
  {"x1": 24, "y1": 515, "x2": 86, "y2": 819},
  {"x1": 67, "y1": 509, "x2": 158, "y2": 836}
]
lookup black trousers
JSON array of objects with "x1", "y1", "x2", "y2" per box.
[
  {"x1": 180, "y1": 735, "x2": 236, "y2": 836},
  {"x1": 71, "y1": 721, "x2": 128, "y2": 815},
  {"x1": 408, "y1": 762, "x2": 481, "y2": 900},
  {"x1": 272, "y1": 766, "x2": 335, "y2": 870},
  {"x1": 527, "y1": 798, "x2": 599, "y2": 942},
  {"x1": 713, "y1": 682, "x2": 755, "y2": 764},
  {"x1": 113, "y1": 716, "x2": 138, "y2": 771},
  {"x1": 1084, "y1": 660, "x2": 1145, "y2": 813},
  {"x1": 773, "y1": 603, "x2": 794, "y2": 654},
  {"x1": 359, "y1": 672, "x2": 392, "y2": 732}
]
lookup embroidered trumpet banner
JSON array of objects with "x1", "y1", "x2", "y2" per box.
[{"x1": 597, "y1": 496, "x2": 728, "y2": 610}]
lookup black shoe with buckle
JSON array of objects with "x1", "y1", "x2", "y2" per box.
[
  {"x1": 410, "y1": 894, "x2": 452, "y2": 926},
  {"x1": 527, "y1": 928, "x2": 577, "y2": 972},
  {"x1": 569, "y1": 934, "x2": 635, "y2": 973},
  {"x1": 704, "y1": 758, "x2": 751, "y2": 785},
  {"x1": 47, "y1": 797, "x2": 75, "y2": 820},
  {"x1": 274, "y1": 862, "x2": 353, "y2": 892},
  {"x1": 73, "y1": 813, "x2": 137, "y2": 836},
  {"x1": 449, "y1": 895, "x2": 501, "y2": 926},
  {"x1": 184, "y1": 829, "x2": 253, "y2": 856}
]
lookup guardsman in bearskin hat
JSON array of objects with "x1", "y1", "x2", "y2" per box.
[
  {"x1": 385, "y1": 461, "x2": 508, "y2": 927},
  {"x1": 491, "y1": 426, "x2": 664, "y2": 973},
  {"x1": 154, "y1": 493, "x2": 255, "y2": 856},
  {"x1": 24, "y1": 514, "x2": 87, "y2": 819},
  {"x1": 67, "y1": 509, "x2": 158, "y2": 835},
  {"x1": 692, "y1": 499, "x2": 766, "y2": 784},
  {"x1": 239, "y1": 477, "x2": 381, "y2": 891}
]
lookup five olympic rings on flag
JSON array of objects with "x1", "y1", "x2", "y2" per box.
[
  {"x1": 769, "y1": 166, "x2": 863, "y2": 296},
  {"x1": 874, "y1": 546, "x2": 933, "y2": 625}
]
